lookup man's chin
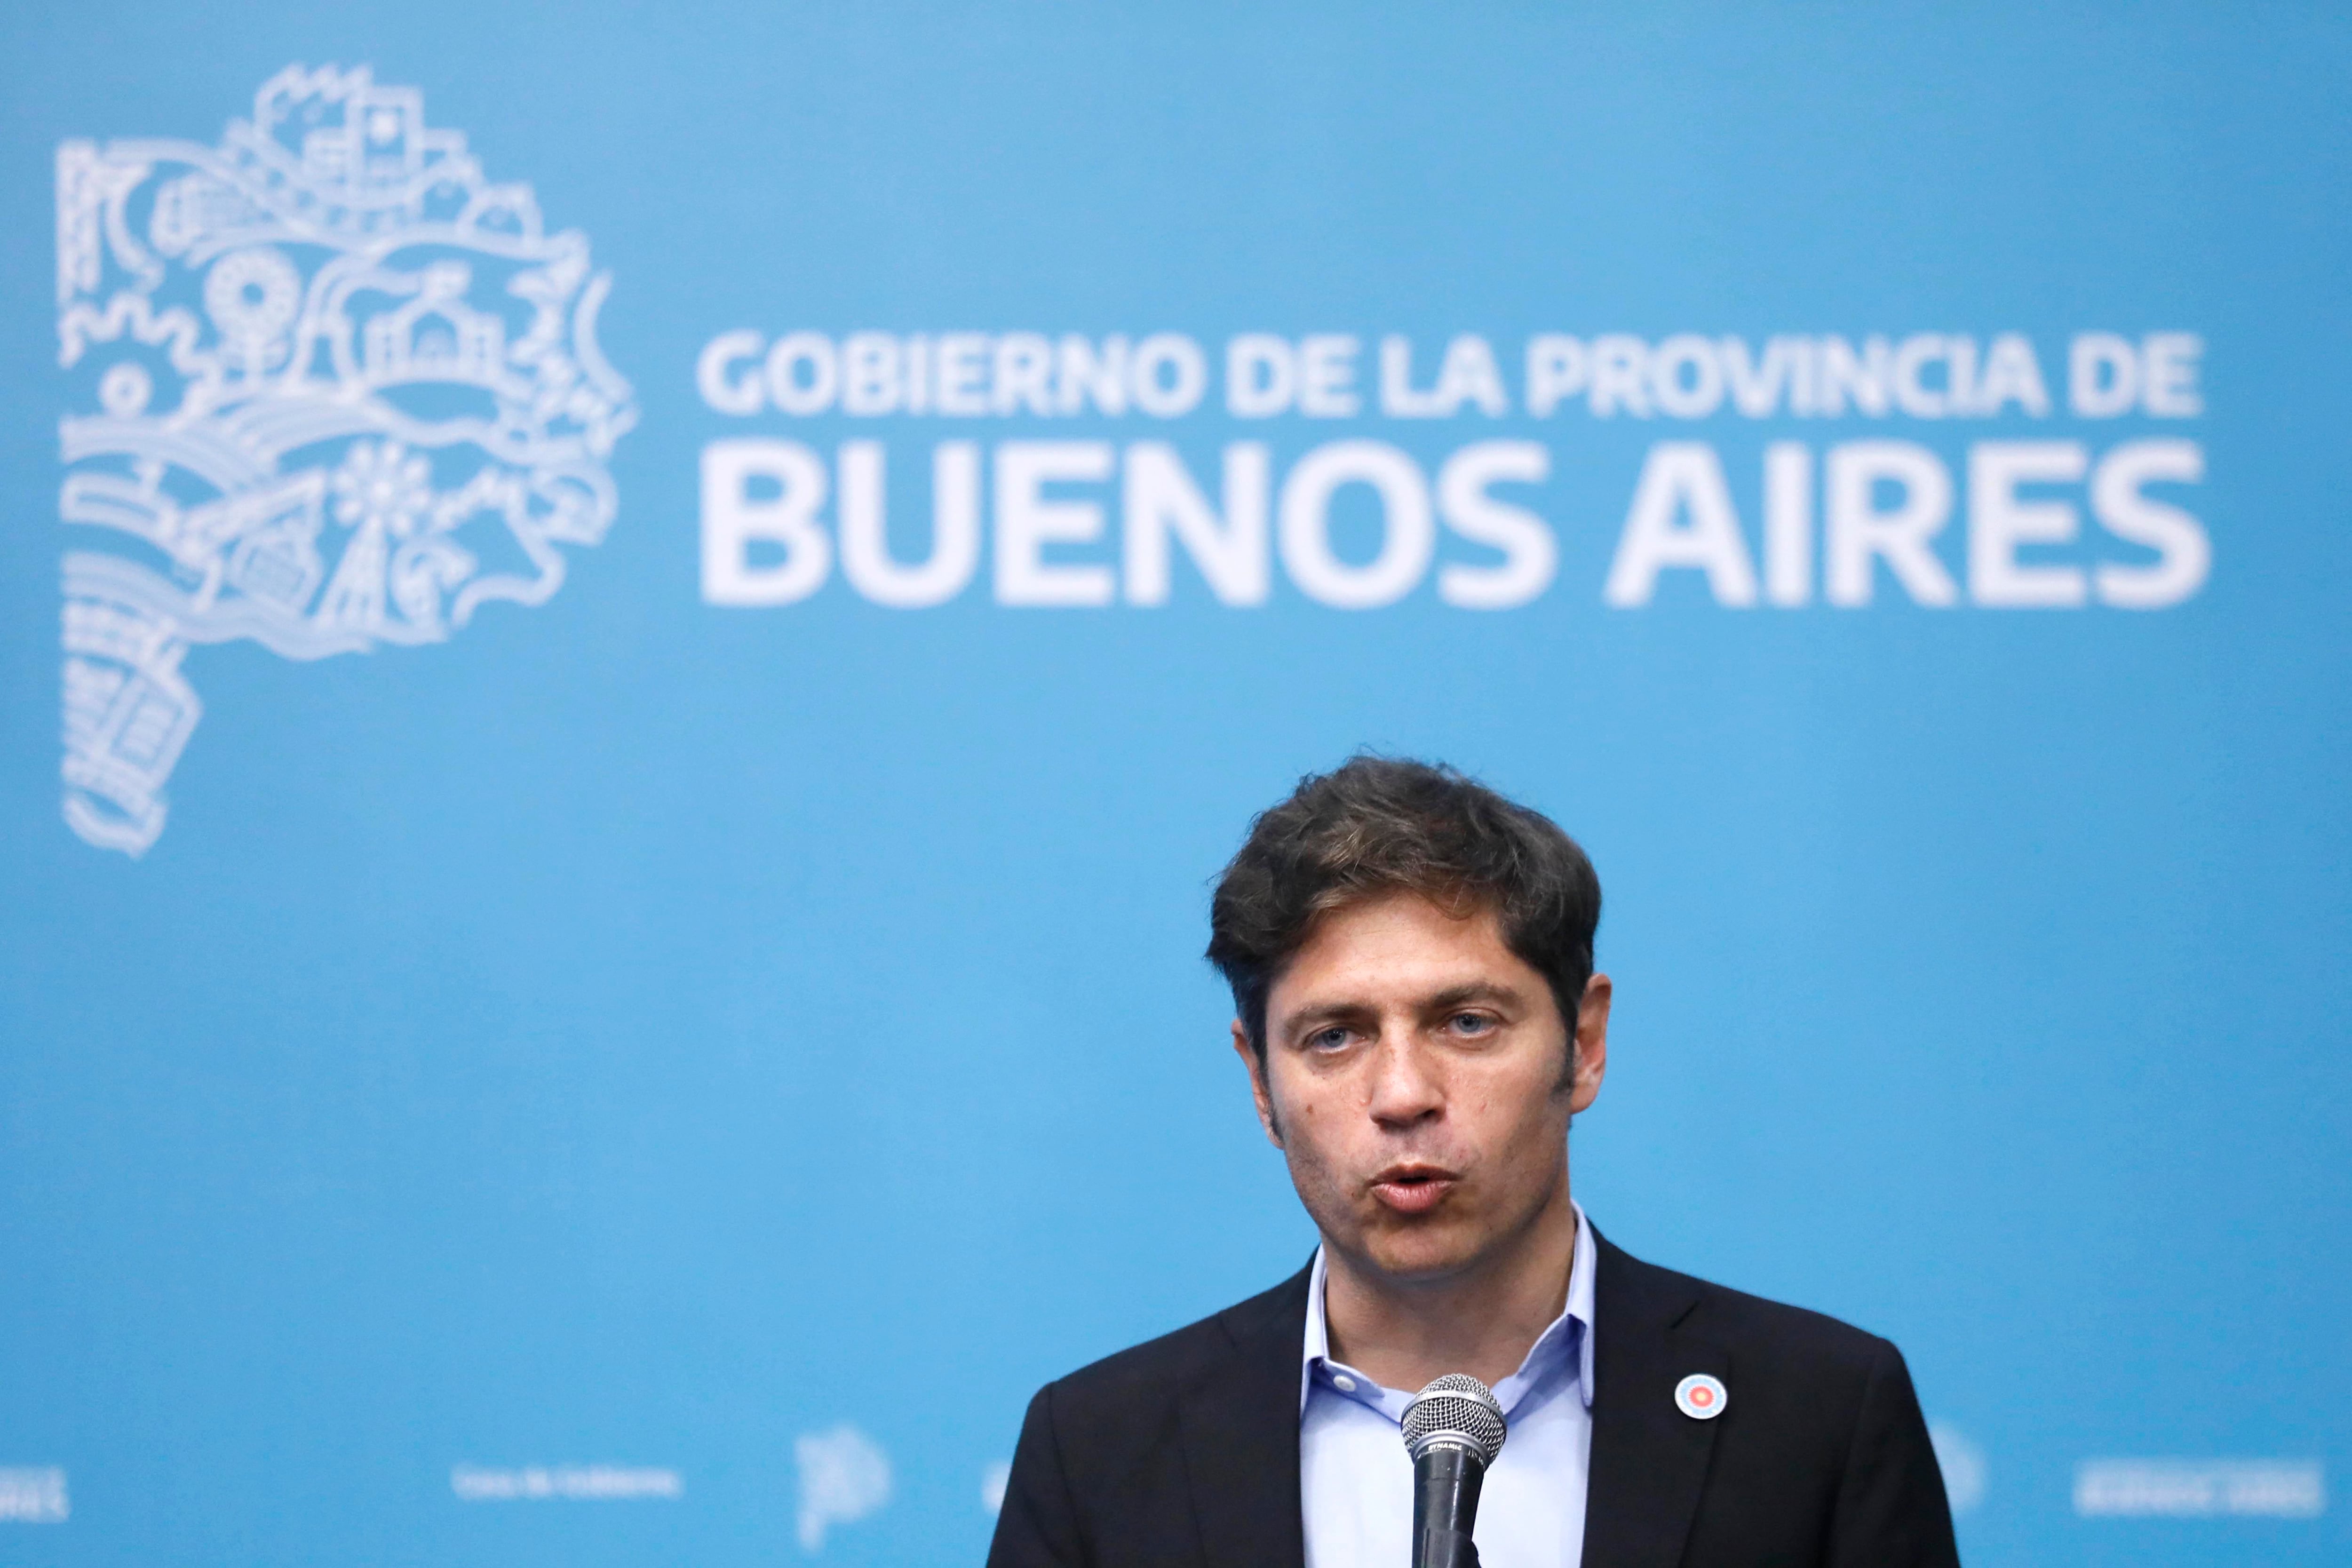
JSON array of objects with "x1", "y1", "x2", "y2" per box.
[{"x1": 1356, "y1": 1222, "x2": 1485, "y2": 1285}]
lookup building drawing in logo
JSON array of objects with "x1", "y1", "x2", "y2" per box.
[{"x1": 55, "y1": 65, "x2": 635, "y2": 854}]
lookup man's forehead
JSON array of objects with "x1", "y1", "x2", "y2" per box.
[{"x1": 1268, "y1": 892, "x2": 1533, "y2": 1008}]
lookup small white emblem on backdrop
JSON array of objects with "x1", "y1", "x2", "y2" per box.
[
  {"x1": 794, "y1": 1424, "x2": 893, "y2": 1551},
  {"x1": 2074, "y1": 1458, "x2": 2325, "y2": 1519},
  {"x1": 1928, "y1": 1422, "x2": 1988, "y2": 1516},
  {"x1": 0, "y1": 1469, "x2": 70, "y2": 1524},
  {"x1": 55, "y1": 65, "x2": 636, "y2": 855}
]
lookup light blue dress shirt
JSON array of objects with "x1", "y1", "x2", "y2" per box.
[{"x1": 1300, "y1": 1200, "x2": 1597, "y2": 1568}]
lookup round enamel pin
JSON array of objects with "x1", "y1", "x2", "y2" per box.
[{"x1": 1674, "y1": 1373, "x2": 1728, "y2": 1420}]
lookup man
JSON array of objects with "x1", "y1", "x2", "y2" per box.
[{"x1": 988, "y1": 757, "x2": 1960, "y2": 1568}]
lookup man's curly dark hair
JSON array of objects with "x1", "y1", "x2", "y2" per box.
[{"x1": 1207, "y1": 755, "x2": 1602, "y2": 1076}]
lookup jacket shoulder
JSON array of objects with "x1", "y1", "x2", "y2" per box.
[
  {"x1": 1604, "y1": 1236, "x2": 1901, "y2": 1375},
  {"x1": 991, "y1": 1269, "x2": 1311, "y2": 1568},
  {"x1": 1045, "y1": 1266, "x2": 1307, "y2": 1415},
  {"x1": 1693, "y1": 1271, "x2": 1896, "y2": 1367}
]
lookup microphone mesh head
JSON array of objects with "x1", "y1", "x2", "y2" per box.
[{"x1": 1400, "y1": 1373, "x2": 1507, "y2": 1464}]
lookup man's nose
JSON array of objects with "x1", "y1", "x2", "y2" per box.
[{"x1": 1365, "y1": 1031, "x2": 1444, "y2": 1128}]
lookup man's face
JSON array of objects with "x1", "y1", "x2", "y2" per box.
[{"x1": 1234, "y1": 892, "x2": 1609, "y2": 1286}]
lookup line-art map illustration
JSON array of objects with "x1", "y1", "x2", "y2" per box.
[{"x1": 56, "y1": 65, "x2": 635, "y2": 854}]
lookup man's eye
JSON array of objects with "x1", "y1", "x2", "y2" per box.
[
  {"x1": 1448, "y1": 1012, "x2": 1495, "y2": 1035},
  {"x1": 1308, "y1": 1027, "x2": 1352, "y2": 1051}
]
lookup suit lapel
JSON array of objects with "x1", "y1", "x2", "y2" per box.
[
  {"x1": 1581, "y1": 1233, "x2": 1725, "y2": 1568},
  {"x1": 1179, "y1": 1263, "x2": 1311, "y2": 1568}
]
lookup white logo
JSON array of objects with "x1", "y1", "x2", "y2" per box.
[
  {"x1": 2075, "y1": 1458, "x2": 2325, "y2": 1519},
  {"x1": 981, "y1": 1458, "x2": 1011, "y2": 1515},
  {"x1": 0, "y1": 1468, "x2": 70, "y2": 1524},
  {"x1": 794, "y1": 1423, "x2": 892, "y2": 1551},
  {"x1": 1928, "y1": 1422, "x2": 1987, "y2": 1516},
  {"x1": 55, "y1": 64, "x2": 635, "y2": 855}
]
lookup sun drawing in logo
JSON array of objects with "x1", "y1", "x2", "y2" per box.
[{"x1": 55, "y1": 64, "x2": 636, "y2": 854}]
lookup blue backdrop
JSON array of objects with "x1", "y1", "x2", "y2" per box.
[{"x1": 3, "y1": 5, "x2": 2346, "y2": 1566}]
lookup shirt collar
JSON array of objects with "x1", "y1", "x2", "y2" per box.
[{"x1": 1300, "y1": 1197, "x2": 1597, "y2": 1420}]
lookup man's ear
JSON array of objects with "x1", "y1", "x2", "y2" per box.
[
  {"x1": 1568, "y1": 972, "x2": 1611, "y2": 1114},
  {"x1": 1231, "y1": 1020, "x2": 1284, "y2": 1148}
]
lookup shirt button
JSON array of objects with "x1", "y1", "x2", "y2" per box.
[{"x1": 1332, "y1": 1374, "x2": 1357, "y2": 1393}]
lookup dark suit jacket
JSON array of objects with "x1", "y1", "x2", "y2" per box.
[{"x1": 987, "y1": 1231, "x2": 1960, "y2": 1568}]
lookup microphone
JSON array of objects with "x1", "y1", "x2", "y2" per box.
[{"x1": 1400, "y1": 1374, "x2": 1508, "y2": 1568}]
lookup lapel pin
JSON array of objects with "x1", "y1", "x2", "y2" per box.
[{"x1": 1674, "y1": 1373, "x2": 1727, "y2": 1420}]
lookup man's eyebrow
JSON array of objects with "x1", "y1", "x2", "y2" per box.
[
  {"x1": 1422, "y1": 981, "x2": 1529, "y2": 1012},
  {"x1": 1273, "y1": 998, "x2": 1375, "y2": 1035},
  {"x1": 1274, "y1": 980, "x2": 1531, "y2": 1038}
]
